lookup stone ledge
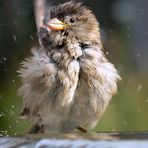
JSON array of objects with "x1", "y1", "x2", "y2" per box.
[{"x1": 1, "y1": 132, "x2": 148, "y2": 148}]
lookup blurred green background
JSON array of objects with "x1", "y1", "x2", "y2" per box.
[{"x1": 0, "y1": 0, "x2": 148, "y2": 136}]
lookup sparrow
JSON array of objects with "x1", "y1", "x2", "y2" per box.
[{"x1": 18, "y1": 1, "x2": 121, "y2": 133}]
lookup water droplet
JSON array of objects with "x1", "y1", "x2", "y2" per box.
[
  {"x1": 14, "y1": 133, "x2": 17, "y2": 136},
  {"x1": 137, "y1": 84, "x2": 142, "y2": 92},
  {"x1": 8, "y1": 125, "x2": 12, "y2": 129},
  {"x1": 110, "y1": 105, "x2": 115, "y2": 108},
  {"x1": 17, "y1": 11, "x2": 20, "y2": 16},
  {"x1": 138, "y1": 107, "x2": 141, "y2": 112},
  {"x1": 111, "y1": 128, "x2": 116, "y2": 132},
  {"x1": 111, "y1": 40, "x2": 115, "y2": 44},
  {"x1": 11, "y1": 105, "x2": 15, "y2": 108},
  {"x1": 13, "y1": 34, "x2": 17, "y2": 42},
  {"x1": 0, "y1": 95, "x2": 3, "y2": 101},
  {"x1": 30, "y1": 35, "x2": 34, "y2": 40},
  {"x1": 106, "y1": 51, "x2": 109, "y2": 55},
  {"x1": 139, "y1": 9, "x2": 145, "y2": 15},
  {"x1": 125, "y1": 26, "x2": 131, "y2": 30},
  {"x1": 136, "y1": 54, "x2": 141, "y2": 57},
  {"x1": 0, "y1": 112, "x2": 5, "y2": 117},
  {"x1": 123, "y1": 121, "x2": 127, "y2": 125},
  {"x1": 126, "y1": 33, "x2": 131, "y2": 38},
  {"x1": 9, "y1": 109, "x2": 14, "y2": 115},
  {"x1": 3, "y1": 57, "x2": 6, "y2": 61},
  {"x1": 144, "y1": 32, "x2": 147, "y2": 35},
  {"x1": 145, "y1": 99, "x2": 148, "y2": 103},
  {"x1": 4, "y1": 23, "x2": 8, "y2": 26}
]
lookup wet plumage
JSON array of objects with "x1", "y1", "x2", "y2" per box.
[{"x1": 18, "y1": 1, "x2": 121, "y2": 133}]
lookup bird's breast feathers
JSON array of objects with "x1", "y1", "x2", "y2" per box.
[{"x1": 18, "y1": 44, "x2": 120, "y2": 129}]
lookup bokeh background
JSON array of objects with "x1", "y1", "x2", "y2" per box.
[{"x1": 0, "y1": 0, "x2": 148, "y2": 136}]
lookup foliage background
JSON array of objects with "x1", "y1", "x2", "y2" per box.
[{"x1": 0, "y1": 0, "x2": 148, "y2": 135}]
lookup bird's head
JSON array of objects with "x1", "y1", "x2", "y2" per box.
[{"x1": 44, "y1": 1, "x2": 101, "y2": 46}]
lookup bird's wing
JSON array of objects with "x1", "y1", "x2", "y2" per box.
[
  {"x1": 18, "y1": 48, "x2": 80, "y2": 119},
  {"x1": 18, "y1": 49, "x2": 58, "y2": 118},
  {"x1": 72, "y1": 45, "x2": 121, "y2": 129}
]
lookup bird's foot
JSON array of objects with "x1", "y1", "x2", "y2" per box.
[{"x1": 76, "y1": 126, "x2": 87, "y2": 133}]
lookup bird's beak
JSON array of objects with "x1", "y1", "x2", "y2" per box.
[{"x1": 47, "y1": 18, "x2": 66, "y2": 31}]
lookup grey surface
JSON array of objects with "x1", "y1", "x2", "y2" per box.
[{"x1": 1, "y1": 133, "x2": 148, "y2": 148}]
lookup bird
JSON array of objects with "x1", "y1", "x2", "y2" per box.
[{"x1": 18, "y1": 1, "x2": 121, "y2": 133}]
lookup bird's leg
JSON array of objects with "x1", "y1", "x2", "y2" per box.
[
  {"x1": 29, "y1": 124, "x2": 45, "y2": 134},
  {"x1": 28, "y1": 114, "x2": 45, "y2": 134}
]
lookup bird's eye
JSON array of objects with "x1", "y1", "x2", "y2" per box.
[{"x1": 70, "y1": 18, "x2": 75, "y2": 23}]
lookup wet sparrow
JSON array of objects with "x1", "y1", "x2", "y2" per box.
[{"x1": 18, "y1": 1, "x2": 121, "y2": 133}]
